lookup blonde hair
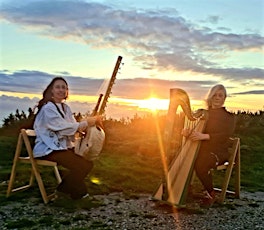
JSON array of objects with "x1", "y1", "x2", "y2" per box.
[{"x1": 206, "y1": 84, "x2": 227, "y2": 108}]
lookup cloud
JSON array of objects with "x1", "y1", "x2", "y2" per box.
[
  {"x1": 0, "y1": 75, "x2": 165, "y2": 126},
  {"x1": 206, "y1": 15, "x2": 221, "y2": 24},
  {"x1": 0, "y1": 94, "x2": 37, "y2": 124},
  {"x1": 0, "y1": 70, "x2": 105, "y2": 95},
  {"x1": 0, "y1": 0, "x2": 263, "y2": 82},
  {"x1": 0, "y1": 69, "x2": 214, "y2": 126},
  {"x1": 0, "y1": 92, "x2": 154, "y2": 126},
  {"x1": 201, "y1": 67, "x2": 264, "y2": 81},
  {"x1": 232, "y1": 90, "x2": 264, "y2": 95},
  {"x1": 2, "y1": 69, "x2": 263, "y2": 100},
  {"x1": 0, "y1": 93, "x2": 123, "y2": 126},
  {"x1": 0, "y1": 70, "x2": 55, "y2": 94},
  {"x1": 0, "y1": 69, "x2": 263, "y2": 126},
  {"x1": 0, "y1": 69, "x2": 215, "y2": 98},
  {"x1": 113, "y1": 78, "x2": 216, "y2": 99}
]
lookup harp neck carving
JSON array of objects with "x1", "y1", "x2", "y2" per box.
[
  {"x1": 170, "y1": 88, "x2": 206, "y2": 121},
  {"x1": 170, "y1": 88, "x2": 195, "y2": 121},
  {"x1": 164, "y1": 88, "x2": 206, "y2": 148}
]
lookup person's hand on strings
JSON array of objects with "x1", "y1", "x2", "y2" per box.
[
  {"x1": 181, "y1": 128, "x2": 192, "y2": 137},
  {"x1": 189, "y1": 131, "x2": 210, "y2": 141}
]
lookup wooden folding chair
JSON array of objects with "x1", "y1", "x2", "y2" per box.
[
  {"x1": 6, "y1": 129, "x2": 62, "y2": 204},
  {"x1": 213, "y1": 137, "x2": 240, "y2": 203},
  {"x1": 191, "y1": 137, "x2": 240, "y2": 204}
]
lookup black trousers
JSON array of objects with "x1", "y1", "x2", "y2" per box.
[
  {"x1": 39, "y1": 149, "x2": 93, "y2": 199},
  {"x1": 194, "y1": 136, "x2": 231, "y2": 194},
  {"x1": 194, "y1": 150, "x2": 217, "y2": 193}
]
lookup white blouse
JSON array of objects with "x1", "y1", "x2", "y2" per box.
[{"x1": 33, "y1": 101, "x2": 79, "y2": 158}]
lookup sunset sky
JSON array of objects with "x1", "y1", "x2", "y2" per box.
[{"x1": 0, "y1": 0, "x2": 263, "y2": 125}]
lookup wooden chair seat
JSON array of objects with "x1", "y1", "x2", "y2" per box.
[
  {"x1": 6, "y1": 129, "x2": 62, "y2": 204},
  {"x1": 18, "y1": 157, "x2": 58, "y2": 166},
  {"x1": 216, "y1": 162, "x2": 229, "y2": 170}
]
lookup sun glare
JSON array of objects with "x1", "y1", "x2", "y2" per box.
[{"x1": 138, "y1": 97, "x2": 169, "y2": 112}]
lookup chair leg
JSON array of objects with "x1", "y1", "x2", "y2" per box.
[
  {"x1": 29, "y1": 169, "x2": 35, "y2": 186},
  {"x1": 6, "y1": 134, "x2": 23, "y2": 197},
  {"x1": 30, "y1": 162, "x2": 50, "y2": 204},
  {"x1": 234, "y1": 142, "x2": 241, "y2": 198},
  {"x1": 218, "y1": 138, "x2": 240, "y2": 204},
  {"x1": 218, "y1": 164, "x2": 233, "y2": 204},
  {"x1": 54, "y1": 166, "x2": 62, "y2": 184},
  {"x1": 8, "y1": 129, "x2": 62, "y2": 204}
]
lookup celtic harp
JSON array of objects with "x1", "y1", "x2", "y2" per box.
[{"x1": 152, "y1": 88, "x2": 208, "y2": 207}]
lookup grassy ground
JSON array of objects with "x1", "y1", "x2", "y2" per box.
[
  {"x1": 0, "y1": 116, "x2": 263, "y2": 229},
  {"x1": 0, "y1": 115, "x2": 263, "y2": 205}
]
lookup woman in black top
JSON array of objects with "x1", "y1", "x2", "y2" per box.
[{"x1": 183, "y1": 84, "x2": 235, "y2": 205}]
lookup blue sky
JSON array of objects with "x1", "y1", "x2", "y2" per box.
[{"x1": 0, "y1": 0, "x2": 263, "y2": 125}]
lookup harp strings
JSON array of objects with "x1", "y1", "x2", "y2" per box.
[{"x1": 170, "y1": 112, "x2": 200, "y2": 165}]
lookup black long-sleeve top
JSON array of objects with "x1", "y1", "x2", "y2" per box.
[{"x1": 199, "y1": 107, "x2": 235, "y2": 162}]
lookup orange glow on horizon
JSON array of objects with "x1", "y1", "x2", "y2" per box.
[
  {"x1": 69, "y1": 94, "x2": 100, "y2": 103},
  {"x1": 137, "y1": 97, "x2": 169, "y2": 112},
  {"x1": 1, "y1": 91, "x2": 262, "y2": 118},
  {"x1": 0, "y1": 91, "x2": 40, "y2": 99}
]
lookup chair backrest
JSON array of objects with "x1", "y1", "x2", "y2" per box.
[
  {"x1": 216, "y1": 137, "x2": 240, "y2": 170},
  {"x1": 228, "y1": 137, "x2": 240, "y2": 162},
  {"x1": 20, "y1": 129, "x2": 36, "y2": 160}
]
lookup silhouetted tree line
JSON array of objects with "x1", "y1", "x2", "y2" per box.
[
  {"x1": 2, "y1": 108, "x2": 35, "y2": 128},
  {"x1": 234, "y1": 110, "x2": 264, "y2": 136},
  {"x1": 1, "y1": 107, "x2": 263, "y2": 138},
  {"x1": 0, "y1": 107, "x2": 128, "y2": 136}
]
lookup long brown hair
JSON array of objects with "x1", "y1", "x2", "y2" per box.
[{"x1": 36, "y1": 77, "x2": 68, "y2": 113}]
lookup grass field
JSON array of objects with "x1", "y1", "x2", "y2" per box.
[{"x1": 0, "y1": 112, "x2": 263, "y2": 204}]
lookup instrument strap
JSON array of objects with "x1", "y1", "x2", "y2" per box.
[{"x1": 51, "y1": 101, "x2": 65, "y2": 119}]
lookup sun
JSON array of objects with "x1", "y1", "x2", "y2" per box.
[{"x1": 138, "y1": 97, "x2": 169, "y2": 112}]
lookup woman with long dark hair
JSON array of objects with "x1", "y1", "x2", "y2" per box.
[{"x1": 33, "y1": 77, "x2": 101, "y2": 200}]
